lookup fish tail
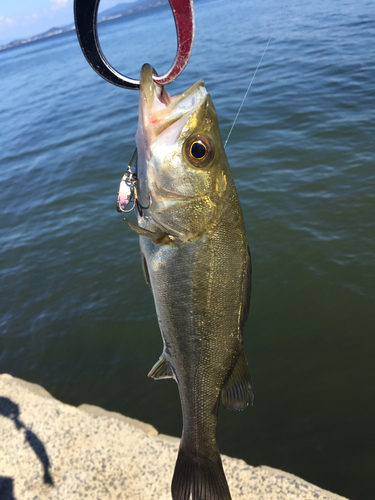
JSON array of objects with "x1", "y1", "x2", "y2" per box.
[{"x1": 171, "y1": 446, "x2": 231, "y2": 500}]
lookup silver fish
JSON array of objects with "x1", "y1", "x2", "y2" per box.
[{"x1": 126, "y1": 64, "x2": 254, "y2": 500}]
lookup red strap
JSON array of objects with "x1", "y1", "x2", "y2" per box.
[{"x1": 154, "y1": 0, "x2": 195, "y2": 85}]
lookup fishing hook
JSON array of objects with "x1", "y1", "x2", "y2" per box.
[
  {"x1": 119, "y1": 197, "x2": 137, "y2": 214},
  {"x1": 117, "y1": 186, "x2": 151, "y2": 216},
  {"x1": 74, "y1": 0, "x2": 195, "y2": 89},
  {"x1": 135, "y1": 187, "x2": 152, "y2": 217}
]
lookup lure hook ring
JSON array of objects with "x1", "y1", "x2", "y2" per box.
[{"x1": 74, "y1": 0, "x2": 195, "y2": 90}]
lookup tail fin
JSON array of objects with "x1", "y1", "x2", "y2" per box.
[{"x1": 171, "y1": 447, "x2": 231, "y2": 500}]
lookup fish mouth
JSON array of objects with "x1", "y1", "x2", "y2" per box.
[{"x1": 138, "y1": 63, "x2": 207, "y2": 139}]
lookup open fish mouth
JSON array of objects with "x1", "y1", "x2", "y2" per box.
[{"x1": 138, "y1": 63, "x2": 208, "y2": 139}]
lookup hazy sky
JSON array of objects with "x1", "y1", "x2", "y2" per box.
[{"x1": 0, "y1": 0, "x2": 131, "y2": 45}]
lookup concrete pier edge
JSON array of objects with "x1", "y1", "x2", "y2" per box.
[{"x1": 0, "y1": 373, "x2": 348, "y2": 500}]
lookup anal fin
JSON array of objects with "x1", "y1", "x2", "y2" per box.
[
  {"x1": 221, "y1": 346, "x2": 254, "y2": 410},
  {"x1": 148, "y1": 355, "x2": 173, "y2": 380}
]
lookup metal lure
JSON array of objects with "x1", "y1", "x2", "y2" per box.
[{"x1": 116, "y1": 149, "x2": 138, "y2": 213}]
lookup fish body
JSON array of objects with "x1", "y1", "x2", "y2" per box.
[{"x1": 128, "y1": 64, "x2": 253, "y2": 500}]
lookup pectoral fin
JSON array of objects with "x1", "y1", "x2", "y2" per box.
[
  {"x1": 221, "y1": 346, "x2": 254, "y2": 410},
  {"x1": 125, "y1": 219, "x2": 172, "y2": 244},
  {"x1": 148, "y1": 355, "x2": 173, "y2": 380}
]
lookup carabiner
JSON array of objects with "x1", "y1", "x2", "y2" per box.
[{"x1": 74, "y1": 0, "x2": 195, "y2": 90}]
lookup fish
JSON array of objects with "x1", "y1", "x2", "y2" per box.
[{"x1": 125, "y1": 63, "x2": 254, "y2": 500}]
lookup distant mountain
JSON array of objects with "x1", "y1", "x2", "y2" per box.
[
  {"x1": 0, "y1": 0, "x2": 169, "y2": 52},
  {"x1": 0, "y1": 24, "x2": 75, "y2": 51},
  {"x1": 100, "y1": 2, "x2": 136, "y2": 18},
  {"x1": 98, "y1": 0, "x2": 169, "y2": 21}
]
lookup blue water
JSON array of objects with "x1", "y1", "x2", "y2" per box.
[{"x1": 1, "y1": 0, "x2": 374, "y2": 498}]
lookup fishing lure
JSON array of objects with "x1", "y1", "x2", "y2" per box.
[
  {"x1": 116, "y1": 149, "x2": 151, "y2": 216},
  {"x1": 116, "y1": 149, "x2": 138, "y2": 213}
]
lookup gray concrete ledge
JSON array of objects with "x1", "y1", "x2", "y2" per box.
[{"x1": 0, "y1": 373, "x2": 348, "y2": 500}]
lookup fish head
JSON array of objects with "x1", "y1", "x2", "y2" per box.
[{"x1": 135, "y1": 64, "x2": 231, "y2": 242}]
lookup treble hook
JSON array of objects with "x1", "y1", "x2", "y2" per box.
[{"x1": 74, "y1": 0, "x2": 195, "y2": 89}]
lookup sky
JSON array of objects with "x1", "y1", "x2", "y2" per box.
[{"x1": 0, "y1": 0, "x2": 132, "y2": 45}]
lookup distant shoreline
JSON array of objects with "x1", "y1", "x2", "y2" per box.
[
  {"x1": 0, "y1": 26, "x2": 76, "y2": 52},
  {"x1": 0, "y1": 0, "x2": 169, "y2": 52}
]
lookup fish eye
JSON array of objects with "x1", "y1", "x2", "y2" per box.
[{"x1": 185, "y1": 135, "x2": 214, "y2": 168}]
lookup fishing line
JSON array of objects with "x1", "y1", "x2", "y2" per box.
[{"x1": 224, "y1": 5, "x2": 284, "y2": 149}]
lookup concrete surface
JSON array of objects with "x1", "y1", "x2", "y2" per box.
[{"x1": 0, "y1": 373, "x2": 348, "y2": 500}]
